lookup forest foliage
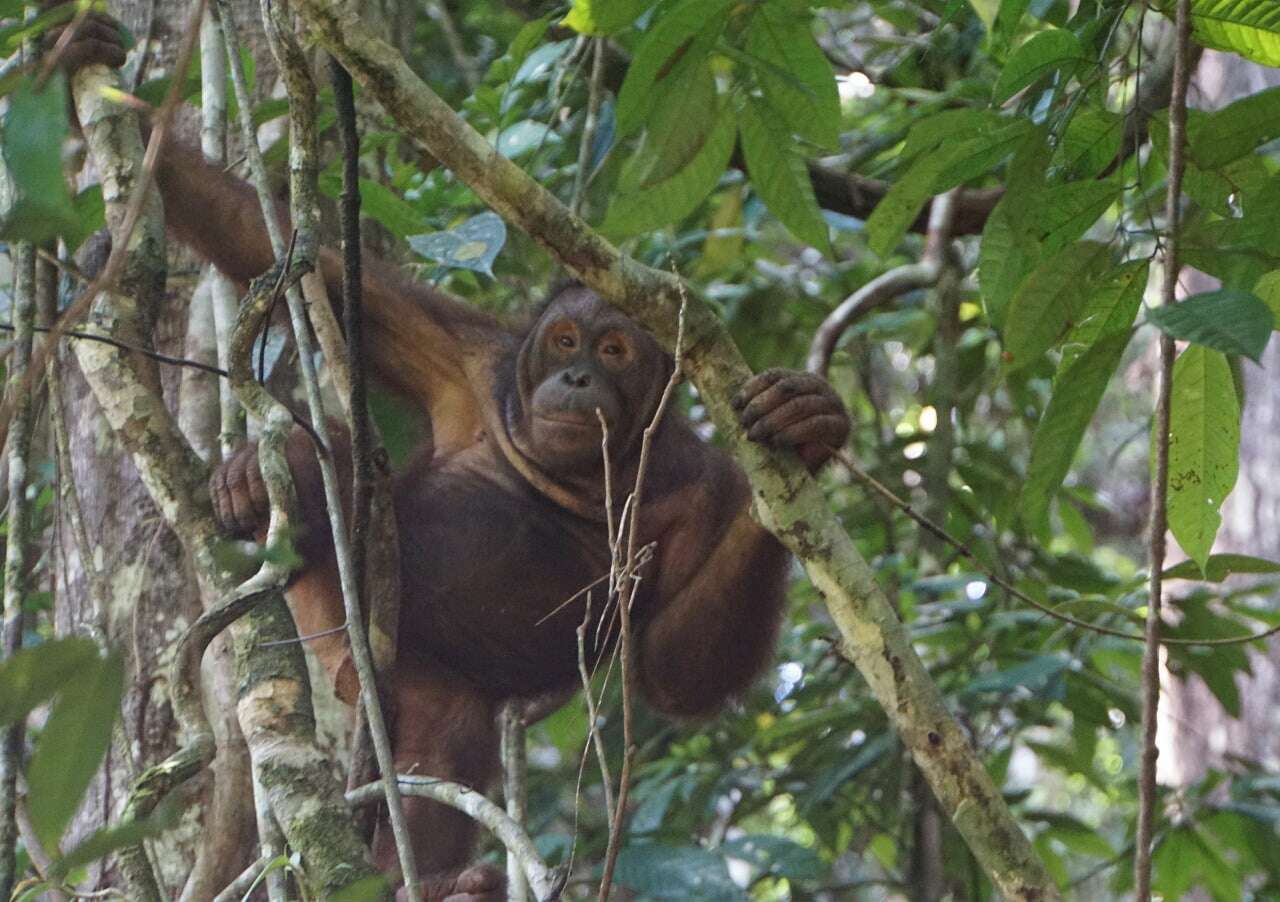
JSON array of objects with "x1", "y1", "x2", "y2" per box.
[{"x1": 3, "y1": 0, "x2": 1280, "y2": 899}]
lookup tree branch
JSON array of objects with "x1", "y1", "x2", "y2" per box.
[{"x1": 287, "y1": 4, "x2": 1058, "y2": 896}]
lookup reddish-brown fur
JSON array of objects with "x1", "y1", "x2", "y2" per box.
[{"x1": 58, "y1": 20, "x2": 850, "y2": 900}]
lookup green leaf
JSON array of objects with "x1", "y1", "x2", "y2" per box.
[
  {"x1": 1002, "y1": 241, "x2": 1113, "y2": 370},
  {"x1": 993, "y1": 29, "x2": 1086, "y2": 104},
  {"x1": 52, "y1": 794, "x2": 181, "y2": 878},
  {"x1": 967, "y1": 0, "x2": 1000, "y2": 32},
  {"x1": 1032, "y1": 180, "x2": 1121, "y2": 255},
  {"x1": 739, "y1": 97, "x2": 830, "y2": 252},
  {"x1": 745, "y1": 2, "x2": 840, "y2": 150},
  {"x1": 1161, "y1": 346, "x2": 1240, "y2": 573},
  {"x1": 27, "y1": 652, "x2": 125, "y2": 852},
  {"x1": 562, "y1": 0, "x2": 651, "y2": 35},
  {"x1": 1061, "y1": 260, "x2": 1149, "y2": 370},
  {"x1": 979, "y1": 202, "x2": 1038, "y2": 327},
  {"x1": 722, "y1": 834, "x2": 825, "y2": 882},
  {"x1": 1056, "y1": 107, "x2": 1124, "y2": 178},
  {"x1": 1188, "y1": 86, "x2": 1280, "y2": 168},
  {"x1": 602, "y1": 98, "x2": 736, "y2": 235},
  {"x1": 0, "y1": 73, "x2": 78, "y2": 245},
  {"x1": 963, "y1": 655, "x2": 1070, "y2": 695},
  {"x1": 1022, "y1": 331, "x2": 1132, "y2": 534},
  {"x1": 614, "y1": 0, "x2": 731, "y2": 137},
  {"x1": 615, "y1": 844, "x2": 745, "y2": 899},
  {"x1": 318, "y1": 173, "x2": 424, "y2": 240},
  {"x1": 1251, "y1": 270, "x2": 1280, "y2": 326},
  {"x1": 621, "y1": 59, "x2": 718, "y2": 189},
  {"x1": 1147, "y1": 290, "x2": 1274, "y2": 362},
  {"x1": 0, "y1": 638, "x2": 100, "y2": 727},
  {"x1": 1164, "y1": 553, "x2": 1280, "y2": 582},
  {"x1": 865, "y1": 146, "x2": 961, "y2": 257},
  {"x1": 1157, "y1": 0, "x2": 1280, "y2": 68}
]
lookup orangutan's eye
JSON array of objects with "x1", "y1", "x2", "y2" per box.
[
  {"x1": 556, "y1": 334, "x2": 576, "y2": 349},
  {"x1": 602, "y1": 343, "x2": 623, "y2": 356}
]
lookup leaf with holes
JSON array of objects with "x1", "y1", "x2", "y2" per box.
[{"x1": 1159, "y1": 346, "x2": 1240, "y2": 574}]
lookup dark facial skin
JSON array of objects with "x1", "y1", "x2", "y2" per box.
[{"x1": 513, "y1": 287, "x2": 669, "y2": 473}]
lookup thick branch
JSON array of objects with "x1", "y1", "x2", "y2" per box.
[{"x1": 288, "y1": 4, "x2": 1057, "y2": 897}]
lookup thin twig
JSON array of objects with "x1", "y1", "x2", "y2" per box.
[
  {"x1": 830, "y1": 449, "x2": 1280, "y2": 648},
  {"x1": 569, "y1": 39, "x2": 605, "y2": 218},
  {"x1": 1136, "y1": 1, "x2": 1191, "y2": 895},
  {"x1": 598, "y1": 294, "x2": 687, "y2": 901},
  {"x1": 257, "y1": 2, "x2": 421, "y2": 893},
  {"x1": 0, "y1": 322, "x2": 229, "y2": 377}
]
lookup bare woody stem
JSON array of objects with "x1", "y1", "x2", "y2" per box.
[{"x1": 1136, "y1": 0, "x2": 1193, "y2": 896}]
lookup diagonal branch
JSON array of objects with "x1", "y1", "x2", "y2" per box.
[{"x1": 287, "y1": 3, "x2": 1059, "y2": 897}]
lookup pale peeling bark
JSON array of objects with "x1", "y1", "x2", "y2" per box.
[
  {"x1": 287, "y1": 4, "x2": 1057, "y2": 897},
  {"x1": 66, "y1": 31, "x2": 381, "y2": 901}
]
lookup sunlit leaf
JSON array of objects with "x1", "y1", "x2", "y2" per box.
[
  {"x1": 1157, "y1": 0, "x2": 1280, "y2": 68},
  {"x1": 562, "y1": 0, "x2": 650, "y2": 35}
]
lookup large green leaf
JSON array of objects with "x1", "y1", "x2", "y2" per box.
[
  {"x1": 1147, "y1": 289, "x2": 1274, "y2": 362},
  {"x1": 1158, "y1": 0, "x2": 1280, "y2": 67},
  {"x1": 1163, "y1": 553, "x2": 1280, "y2": 582},
  {"x1": 740, "y1": 97, "x2": 830, "y2": 251},
  {"x1": 1161, "y1": 345, "x2": 1240, "y2": 573},
  {"x1": 1033, "y1": 180, "x2": 1121, "y2": 255},
  {"x1": 1254, "y1": 270, "x2": 1280, "y2": 325},
  {"x1": 1002, "y1": 241, "x2": 1114, "y2": 370},
  {"x1": 27, "y1": 652, "x2": 125, "y2": 852},
  {"x1": 1188, "y1": 86, "x2": 1280, "y2": 168},
  {"x1": 0, "y1": 73, "x2": 78, "y2": 244},
  {"x1": 621, "y1": 58, "x2": 718, "y2": 189},
  {"x1": 0, "y1": 638, "x2": 100, "y2": 727},
  {"x1": 1022, "y1": 331, "x2": 1132, "y2": 535},
  {"x1": 615, "y1": 844, "x2": 745, "y2": 899},
  {"x1": 614, "y1": 0, "x2": 731, "y2": 136},
  {"x1": 745, "y1": 2, "x2": 840, "y2": 150},
  {"x1": 602, "y1": 98, "x2": 736, "y2": 235},
  {"x1": 992, "y1": 29, "x2": 1087, "y2": 104},
  {"x1": 1061, "y1": 260, "x2": 1149, "y2": 370},
  {"x1": 978, "y1": 199, "x2": 1041, "y2": 328}
]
